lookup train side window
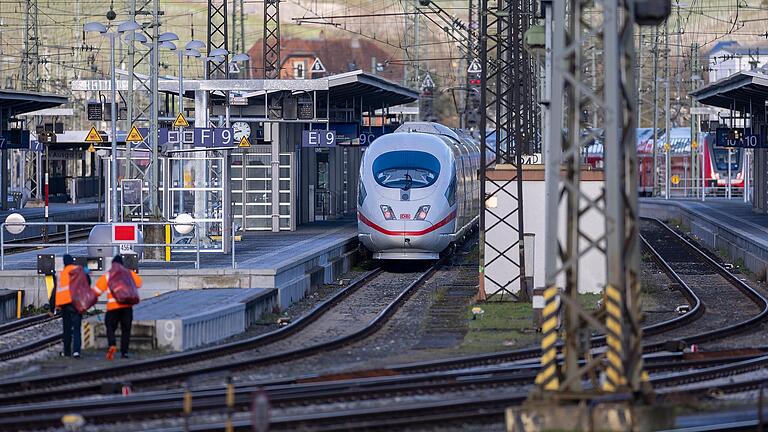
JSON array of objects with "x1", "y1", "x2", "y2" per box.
[{"x1": 445, "y1": 172, "x2": 457, "y2": 207}]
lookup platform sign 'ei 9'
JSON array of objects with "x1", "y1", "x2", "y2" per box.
[{"x1": 302, "y1": 130, "x2": 336, "y2": 147}]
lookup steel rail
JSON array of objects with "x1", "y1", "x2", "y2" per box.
[
  {"x1": 0, "y1": 267, "x2": 383, "y2": 397},
  {"x1": 0, "y1": 314, "x2": 53, "y2": 337},
  {"x1": 3, "y1": 347, "x2": 765, "y2": 430},
  {"x1": 0, "y1": 334, "x2": 59, "y2": 361},
  {"x1": 0, "y1": 259, "x2": 446, "y2": 404}
]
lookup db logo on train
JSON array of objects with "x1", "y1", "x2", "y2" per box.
[{"x1": 671, "y1": 175, "x2": 681, "y2": 185}]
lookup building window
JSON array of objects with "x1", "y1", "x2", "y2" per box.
[{"x1": 294, "y1": 61, "x2": 306, "y2": 79}]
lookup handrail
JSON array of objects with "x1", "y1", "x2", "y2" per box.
[{"x1": 0, "y1": 221, "x2": 201, "y2": 270}]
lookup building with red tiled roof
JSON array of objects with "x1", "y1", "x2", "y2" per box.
[{"x1": 248, "y1": 36, "x2": 405, "y2": 82}]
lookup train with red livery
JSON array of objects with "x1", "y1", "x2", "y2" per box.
[
  {"x1": 357, "y1": 122, "x2": 480, "y2": 260},
  {"x1": 584, "y1": 127, "x2": 744, "y2": 196}
]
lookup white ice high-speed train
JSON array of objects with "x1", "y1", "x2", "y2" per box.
[{"x1": 357, "y1": 122, "x2": 480, "y2": 260}]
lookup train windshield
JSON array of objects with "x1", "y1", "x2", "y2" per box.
[
  {"x1": 713, "y1": 147, "x2": 742, "y2": 172},
  {"x1": 372, "y1": 150, "x2": 440, "y2": 190}
]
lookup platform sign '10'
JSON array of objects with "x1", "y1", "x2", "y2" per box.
[{"x1": 715, "y1": 128, "x2": 766, "y2": 148}]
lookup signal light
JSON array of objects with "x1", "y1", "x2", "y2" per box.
[
  {"x1": 469, "y1": 79, "x2": 482, "y2": 86},
  {"x1": 414, "y1": 205, "x2": 430, "y2": 220},
  {"x1": 380, "y1": 205, "x2": 396, "y2": 220}
]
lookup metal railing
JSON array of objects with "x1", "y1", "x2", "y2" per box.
[{"x1": 0, "y1": 221, "x2": 201, "y2": 270}]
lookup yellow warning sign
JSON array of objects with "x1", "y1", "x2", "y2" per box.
[
  {"x1": 238, "y1": 136, "x2": 251, "y2": 148},
  {"x1": 691, "y1": 141, "x2": 699, "y2": 150},
  {"x1": 87, "y1": 143, "x2": 96, "y2": 153},
  {"x1": 173, "y1": 112, "x2": 189, "y2": 128},
  {"x1": 671, "y1": 175, "x2": 680, "y2": 185},
  {"x1": 85, "y1": 126, "x2": 102, "y2": 143},
  {"x1": 664, "y1": 143, "x2": 670, "y2": 152},
  {"x1": 126, "y1": 125, "x2": 144, "y2": 143}
]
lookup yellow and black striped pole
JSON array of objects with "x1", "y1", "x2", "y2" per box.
[
  {"x1": 535, "y1": 285, "x2": 560, "y2": 390},
  {"x1": 602, "y1": 284, "x2": 625, "y2": 391}
]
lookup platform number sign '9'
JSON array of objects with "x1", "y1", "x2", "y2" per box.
[{"x1": 359, "y1": 133, "x2": 377, "y2": 146}]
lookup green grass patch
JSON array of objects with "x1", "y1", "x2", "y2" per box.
[
  {"x1": 459, "y1": 293, "x2": 604, "y2": 354},
  {"x1": 459, "y1": 301, "x2": 538, "y2": 353}
]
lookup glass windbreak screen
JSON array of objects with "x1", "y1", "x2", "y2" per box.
[
  {"x1": 372, "y1": 150, "x2": 440, "y2": 190},
  {"x1": 713, "y1": 148, "x2": 742, "y2": 172}
]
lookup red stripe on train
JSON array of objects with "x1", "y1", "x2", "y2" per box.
[{"x1": 358, "y1": 210, "x2": 457, "y2": 236}]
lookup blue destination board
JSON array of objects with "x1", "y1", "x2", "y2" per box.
[
  {"x1": 715, "y1": 128, "x2": 766, "y2": 148},
  {"x1": 138, "y1": 127, "x2": 235, "y2": 148}
]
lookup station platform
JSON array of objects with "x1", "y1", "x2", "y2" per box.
[
  {"x1": 0, "y1": 219, "x2": 358, "y2": 311},
  {"x1": 83, "y1": 288, "x2": 276, "y2": 351},
  {"x1": 640, "y1": 198, "x2": 768, "y2": 279}
]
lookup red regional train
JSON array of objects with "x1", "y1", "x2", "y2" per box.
[{"x1": 584, "y1": 128, "x2": 745, "y2": 196}]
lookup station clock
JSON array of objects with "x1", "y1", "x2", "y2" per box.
[{"x1": 232, "y1": 121, "x2": 251, "y2": 141}]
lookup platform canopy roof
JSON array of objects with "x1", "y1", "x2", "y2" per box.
[
  {"x1": 328, "y1": 70, "x2": 418, "y2": 108},
  {"x1": 155, "y1": 70, "x2": 418, "y2": 109},
  {"x1": 0, "y1": 89, "x2": 68, "y2": 116},
  {"x1": 690, "y1": 67, "x2": 768, "y2": 113}
]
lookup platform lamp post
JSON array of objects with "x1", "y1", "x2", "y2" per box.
[
  {"x1": 225, "y1": 53, "x2": 251, "y2": 127},
  {"x1": 84, "y1": 20, "x2": 141, "y2": 223},
  {"x1": 176, "y1": 40, "x2": 206, "y2": 116}
]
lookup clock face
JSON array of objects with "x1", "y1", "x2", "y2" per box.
[{"x1": 232, "y1": 121, "x2": 251, "y2": 141}]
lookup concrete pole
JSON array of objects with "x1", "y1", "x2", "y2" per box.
[
  {"x1": 664, "y1": 21, "x2": 671, "y2": 199},
  {"x1": 651, "y1": 27, "x2": 660, "y2": 196},
  {"x1": 637, "y1": 29, "x2": 643, "y2": 128},
  {"x1": 149, "y1": 0, "x2": 160, "y2": 217},
  {"x1": 110, "y1": 33, "x2": 119, "y2": 222}
]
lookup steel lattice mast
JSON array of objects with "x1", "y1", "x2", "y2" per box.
[
  {"x1": 120, "y1": 0, "x2": 162, "y2": 222},
  {"x1": 208, "y1": 0, "x2": 229, "y2": 79},
  {"x1": 479, "y1": 0, "x2": 538, "y2": 300},
  {"x1": 534, "y1": 0, "x2": 649, "y2": 399},
  {"x1": 263, "y1": 0, "x2": 280, "y2": 79},
  {"x1": 22, "y1": 0, "x2": 40, "y2": 91}
]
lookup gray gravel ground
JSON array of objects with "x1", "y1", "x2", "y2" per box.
[
  {"x1": 660, "y1": 221, "x2": 768, "y2": 351},
  {"x1": 0, "y1": 318, "x2": 61, "y2": 353},
  {"x1": 640, "y1": 251, "x2": 689, "y2": 327}
]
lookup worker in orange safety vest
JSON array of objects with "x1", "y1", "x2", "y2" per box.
[
  {"x1": 50, "y1": 254, "x2": 86, "y2": 358},
  {"x1": 93, "y1": 255, "x2": 142, "y2": 360}
]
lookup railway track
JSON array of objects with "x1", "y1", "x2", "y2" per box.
[
  {"x1": 0, "y1": 314, "x2": 52, "y2": 337},
  {"x1": 5, "y1": 349, "x2": 768, "y2": 430},
  {"x1": 0, "y1": 314, "x2": 59, "y2": 361},
  {"x1": 3, "y1": 220, "x2": 768, "y2": 430},
  {"x1": 0, "y1": 252, "x2": 452, "y2": 404}
]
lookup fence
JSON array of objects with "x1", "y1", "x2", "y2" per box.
[{"x1": 0, "y1": 221, "x2": 202, "y2": 270}]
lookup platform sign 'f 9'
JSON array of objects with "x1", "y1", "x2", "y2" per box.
[{"x1": 194, "y1": 128, "x2": 234, "y2": 148}]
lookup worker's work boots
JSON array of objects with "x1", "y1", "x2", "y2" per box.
[{"x1": 106, "y1": 346, "x2": 117, "y2": 361}]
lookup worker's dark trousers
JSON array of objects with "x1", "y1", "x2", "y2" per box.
[
  {"x1": 105, "y1": 308, "x2": 133, "y2": 354},
  {"x1": 61, "y1": 304, "x2": 82, "y2": 356}
]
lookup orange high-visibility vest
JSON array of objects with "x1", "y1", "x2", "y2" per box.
[
  {"x1": 55, "y1": 264, "x2": 78, "y2": 307},
  {"x1": 94, "y1": 271, "x2": 142, "y2": 311}
]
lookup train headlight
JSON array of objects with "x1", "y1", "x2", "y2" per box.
[
  {"x1": 380, "y1": 205, "x2": 396, "y2": 220},
  {"x1": 414, "y1": 205, "x2": 430, "y2": 220}
]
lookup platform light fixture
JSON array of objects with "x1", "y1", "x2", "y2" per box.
[{"x1": 84, "y1": 20, "x2": 141, "y2": 223}]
